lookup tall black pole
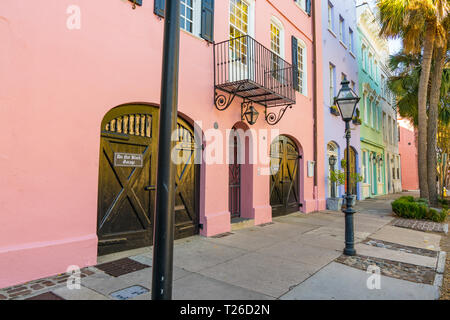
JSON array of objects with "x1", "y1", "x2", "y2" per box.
[
  {"x1": 152, "y1": 0, "x2": 180, "y2": 300},
  {"x1": 343, "y1": 120, "x2": 356, "y2": 256}
]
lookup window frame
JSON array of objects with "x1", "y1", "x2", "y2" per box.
[{"x1": 180, "y1": 0, "x2": 202, "y2": 36}]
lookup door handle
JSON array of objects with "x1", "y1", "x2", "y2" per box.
[{"x1": 144, "y1": 186, "x2": 156, "y2": 191}]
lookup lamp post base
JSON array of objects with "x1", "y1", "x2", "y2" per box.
[{"x1": 343, "y1": 247, "x2": 356, "y2": 256}]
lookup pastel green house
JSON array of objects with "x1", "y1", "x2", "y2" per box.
[{"x1": 356, "y1": 5, "x2": 388, "y2": 199}]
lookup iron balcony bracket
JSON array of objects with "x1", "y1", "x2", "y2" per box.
[
  {"x1": 214, "y1": 84, "x2": 245, "y2": 111},
  {"x1": 264, "y1": 105, "x2": 293, "y2": 126}
]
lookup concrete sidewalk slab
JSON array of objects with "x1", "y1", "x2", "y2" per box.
[
  {"x1": 303, "y1": 226, "x2": 371, "y2": 242},
  {"x1": 173, "y1": 273, "x2": 273, "y2": 300},
  {"x1": 280, "y1": 262, "x2": 440, "y2": 300},
  {"x1": 198, "y1": 252, "x2": 316, "y2": 298},
  {"x1": 172, "y1": 238, "x2": 248, "y2": 272},
  {"x1": 371, "y1": 226, "x2": 441, "y2": 251},
  {"x1": 255, "y1": 239, "x2": 342, "y2": 269},
  {"x1": 51, "y1": 286, "x2": 110, "y2": 300},
  {"x1": 355, "y1": 244, "x2": 437, "y2": 269}
]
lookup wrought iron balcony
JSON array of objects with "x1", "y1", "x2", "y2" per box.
[{"x1": 213, "y1": 35, "x2": 296, "y2": 125}]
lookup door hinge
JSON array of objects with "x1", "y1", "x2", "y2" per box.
[
  {"x1": 299, "y1": 203, "x2": 303, "y2": 207},
  {"x1": 198, "y1": 223, "x2": 204, "y2": 230},
  {"x1": 298, "y1": 155, "x2": 303, "y2": 159}
]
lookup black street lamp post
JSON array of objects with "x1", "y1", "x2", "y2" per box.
[
  {"x1": 334, "y1": 77, "x2": 360, "y2": 256},
  {"x1": 152, "y1": 0, "x2": 180, "y2": 300}
]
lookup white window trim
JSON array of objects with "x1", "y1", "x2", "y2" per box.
[
  {"x1": 270, "y1": 16, "x2": 285, "y2": 59},
  {"x1": 295, "y1": 0, "x2": 308, "y2": 14},
  {"x1": 180, "y1": 0, "x2": 202, "y2": 37},
  {"x1": 229, "y1": 0, "x2": 255, "y2": 38},
  {"x1": 296, "y1": 37, "x2": 308, "y2": 96}
]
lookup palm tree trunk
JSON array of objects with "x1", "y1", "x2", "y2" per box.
[
  {"x1": 417, "y1": 28, "x2": 435, "y2": 199},
  {"x1": 427, "y1": 46, "x2": 446, "y2": 206}
]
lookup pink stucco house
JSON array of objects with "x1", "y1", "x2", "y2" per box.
[
  {"x1": 398, "y1": 118, "x2": 419, "y2": 191},
  {"x1": 0, "y1": 0, "x2": 325, "y2": 288}
]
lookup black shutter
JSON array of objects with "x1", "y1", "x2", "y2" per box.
[
  {"x1": 154, "y1": 0, "x2": 165, "y2": 18},
  {"x1": 306, "y1": 0, "x2": 312, "y2": 16},
  {"x1": 201, "y1": 0, "x2": 215, "y2": 42},
  {"x1": 292, "y1": 36, "x2": 299, "y2": 92}
]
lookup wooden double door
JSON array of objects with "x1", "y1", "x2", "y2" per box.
[
  {"x1": 97, "y1": 105, "x2": 199, "y2": 255},
  {"x1": 270, "y1": 136, "x2": 300, "y2": 217}
]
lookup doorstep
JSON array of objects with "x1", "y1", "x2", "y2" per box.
[{"x1": 231, "y1": 218, "x2": 254, "y2": 231}]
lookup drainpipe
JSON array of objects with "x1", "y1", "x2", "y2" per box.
[{"x1": 312, "y1": 0, "x2": 319, "y2": 207}]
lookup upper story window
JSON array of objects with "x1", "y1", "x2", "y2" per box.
[
  {"x1": 361, "y1": 45, "x2": 367, "y2": 71},
  {"x1": 270, "y1": 23, "x2": 281, "y2": 56},
  {"x1": 230, "y1": 0, "x2": 250, "y2": 64},
  {"x1": 296, "y1": 39, "x2": 307, "y2": 95},
  {"x1": 270, "y1": 18, "x2": 284, "y2": 80},
  {"x1": 328, "y1": 2, "x2": 334, "y2": 32},
  {"x1": 329, "y1": 63, "x2": 336, "y2": 105},
  {"x1": 374, "y1": 60, "x2": 378, "y2": 82},
  {"x1": 296, "y1": 0, "x2": 306, "y2": 11},
  {"x1": 349, "y1": 28, "x2": 354, "y2": 53},
  {"x1": 180, "y1": 0, "x2": 195, "y2": 33},
  {"x1": 363, "y1": 93, "x2": 368, "y2": 124},
  {"x1": 339, "y1": 16, "x2": 345, "y2": 43},
  {"x1": 230, "y1": 0, "x2": 249, "y2": 38}
]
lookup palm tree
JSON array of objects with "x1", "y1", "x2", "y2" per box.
[
  {"x1": 427, "y1": 16, "x2": 449, "y2": 206},
  {"x1": 377, "y1": 0, "x2": 450, "y2": 199}
]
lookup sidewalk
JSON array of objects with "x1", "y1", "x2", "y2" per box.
[{"x1": 1, "y1": 192, "x2": 447, "y2": 300}]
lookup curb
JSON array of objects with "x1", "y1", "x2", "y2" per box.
[{"x1": 436, "y1": 251, "x2": 447, "y2": 274}]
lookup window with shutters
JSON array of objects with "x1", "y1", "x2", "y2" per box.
[
  {"x1": 180, "y1": 0, "x2": 199, "y2": 34},
  {"x1": 154, "y1": 0, "x2": 214, "y2": 42},
  {"x1": 296, "y1": 39, "x2": 307, "y2": 96}
]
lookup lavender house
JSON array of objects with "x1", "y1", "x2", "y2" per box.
[{"x1": 322, "y1": 0, "x2": 361, "y2": 207}]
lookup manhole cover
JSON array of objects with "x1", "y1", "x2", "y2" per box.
[
  {"x1": 96, "y1": 258, "x2": 150, "y2": 277},
  {"x1": 110, "y1": 285, "x2": 149, "y2": 300}
]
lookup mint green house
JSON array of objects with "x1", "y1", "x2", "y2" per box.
[{"x1": 356, "y1": 5, "x2": 388, "y2": 199}]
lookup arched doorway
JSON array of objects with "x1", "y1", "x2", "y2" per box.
[
  {"x1": 97, "y1": 104, "x2": 199, "y2": 255},
  {"x1": 327, "y1": 142, "x2": 339, "y2": 198},
  {"x1": 344, "y1": 147, "x2": 357, "y2": 196},
  {"x1": 229, "y1": 128, "x2": 241, "y2": 218},
  {"x1": 270, "y1": 136, "x2": 300, "y2": 217}
]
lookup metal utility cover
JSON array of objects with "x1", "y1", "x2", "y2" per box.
[{"x1": 110, "y1": 285, "x2": 149, "y2": 300}]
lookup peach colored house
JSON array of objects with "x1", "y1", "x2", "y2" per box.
[
  {"x1": 0, "y1": 0, "x2": 324, "y2": 288},
  {"x1": 398, "y1": 118, "x2": 419, "y2": 191}
]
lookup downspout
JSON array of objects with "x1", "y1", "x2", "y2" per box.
[{"x1": 311, "y1": 0, "x2": 318, "y2": 209}]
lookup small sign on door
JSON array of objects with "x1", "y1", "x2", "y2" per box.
[{"x1": 114, "y1": 152, "x2": 143, "y2": 168}]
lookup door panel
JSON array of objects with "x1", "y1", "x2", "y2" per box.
[
  {"x1": 97, "y1": 105, "x2": 198, "y2": 255},
  {"x1": 229, "y1": 130, "x2": 241, "y2": 218},
  {"x1": 270, "y1": 136, "x2": 300, "y2": 217}
]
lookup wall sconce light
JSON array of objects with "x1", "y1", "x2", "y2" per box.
[
  {"x1": 329, "y1": 155, "x2": 337, "y2": 167},
  {"x1": 241, "y1": 101, "x2": 259, "y2": 125}
]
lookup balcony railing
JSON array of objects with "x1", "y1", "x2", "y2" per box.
[{"x1": 214, "y1": 35, "x2": 296, "y2": 109}]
